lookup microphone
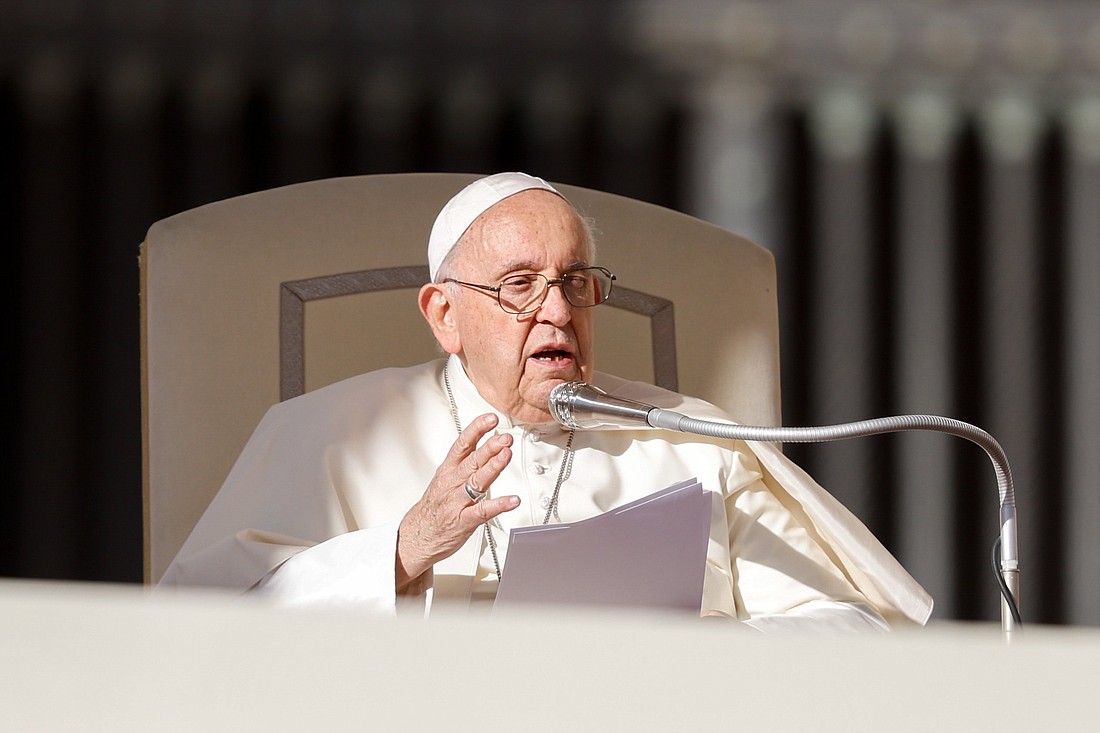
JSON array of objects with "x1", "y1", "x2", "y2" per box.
[
  {"x1": 547, "y1": 381, "x2": 717, "y2": 432},
  {"x1": 547, "y1": 381, "x2": 658, "y2": 428},
  {"x1": 548, "y1": 380, "x2": 1021, "y2": 637}
]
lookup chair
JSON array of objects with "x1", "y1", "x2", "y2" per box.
[{"x1": 140, "y1": 173, "x2": 780, "y2": 584}]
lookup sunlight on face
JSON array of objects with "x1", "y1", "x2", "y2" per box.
[{"x1": 447, "y1": 190, "x2": 595, "y2": 424}]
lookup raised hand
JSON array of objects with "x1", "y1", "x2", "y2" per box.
[{"x1": 395, "y1": 413, "x2": 518, "y2": 591}]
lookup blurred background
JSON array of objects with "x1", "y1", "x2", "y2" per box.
[{"x1": 3, "y1": 0, "x2": 1097, "y2": 626}]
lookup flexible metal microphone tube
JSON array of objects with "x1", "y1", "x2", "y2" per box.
[{"x1": 550, "y1": 381, "x2": 1020, "y2": 637}]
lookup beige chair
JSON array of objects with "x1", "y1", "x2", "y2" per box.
[{"x1": 140, "y1": 173, "x2": 780, "y2": 584}]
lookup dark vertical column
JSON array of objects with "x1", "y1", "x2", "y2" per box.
[
  {"x1": 15, "y1": 52, "x2": 86, "y2": 578},
  {"x1": 1063, "y1": 95, "x2": 1100, "y2": 626},
  {"x1": 979, "y1": 94, "x2": 1045, "y2": 622},
  {"x1": 86, "y1": 54, "x2": 163, "y2": 581},
  {"x1": 892, "y1": 91, "x2": 961, "y2": 619},
  {"x1": 805, "y1": 87, "x2": 880, "y2": 527}
]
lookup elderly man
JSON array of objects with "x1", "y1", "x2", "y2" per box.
[{"x1": 159, "y1": 172, "x2": 931, "y2": 630}]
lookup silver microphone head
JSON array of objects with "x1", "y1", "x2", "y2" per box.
[
  {"x1": 548, "y1": 381, "x2": 587, "y2": 428},
  {"x1": 548, "y1": 381, "x2": 655, "y2": 429}
]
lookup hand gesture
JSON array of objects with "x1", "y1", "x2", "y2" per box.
[{"x1": 396, "y1": 414, "x2": 518, "y2": 591}]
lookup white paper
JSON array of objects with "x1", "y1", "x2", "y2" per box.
[{"x1": 493, "y1": 478, "x2": 712, "y2": 614}]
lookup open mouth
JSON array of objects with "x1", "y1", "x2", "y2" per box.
[{"x1": 531, "y1": 349, "x2": 573, "y2": 363}]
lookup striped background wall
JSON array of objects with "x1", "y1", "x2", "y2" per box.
[{"x1": 641, "y1": 0, "x2": 1100, "y2": 627}]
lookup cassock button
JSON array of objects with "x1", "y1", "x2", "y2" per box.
[
  {"x1": 528, "y1": 430, "x2": 543, "y2": 442},
  {"x1": 539, "y1": 496, "x2": 552, "y2": 509},
  {"x1": 531, "y1": 462, "x2": 548, "y2": 475}
]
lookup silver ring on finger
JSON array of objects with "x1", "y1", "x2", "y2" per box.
[{"x1": 465, "y1": 481, "x2": 486, "y2": 503}]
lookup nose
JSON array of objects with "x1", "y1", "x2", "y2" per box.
[{"x1": 535, "y1": 281, "x2": 573, "y2": 325}]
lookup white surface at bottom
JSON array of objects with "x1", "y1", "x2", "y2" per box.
[{"x1": 2, "y1": 579, "x2": 1097, "y2": 731}]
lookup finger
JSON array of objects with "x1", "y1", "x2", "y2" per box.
[
  {"x1": 461, "y1": 480, "x2": 488, "y2": 504},
  {"x1": 465, "y1": 494, "x2": 521, "y2": 524},
  {"x1": 461, "y1": 445, "x2": 512, "y2": 502},
  {"x1": 457, "y1": 430, "x2": 513, "y2": 478},
  {"x1": 446, "y1": 413, "x2": 499, "y2": 466},
  {"x1": 456, "y1": 445, "x2": 511, "y2": 507}
]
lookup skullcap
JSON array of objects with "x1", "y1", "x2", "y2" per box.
[{"x1": 427, "y1": 172, "x2": 562, "y2": 280}]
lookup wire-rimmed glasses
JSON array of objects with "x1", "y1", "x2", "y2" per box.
[{"x1": 443, "y1": 266, "x2": 616, "y2": 315}]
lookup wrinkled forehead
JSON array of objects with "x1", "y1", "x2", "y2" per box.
[{"x1": 456, "y1": 191, "x2": 593, "y2": 272}]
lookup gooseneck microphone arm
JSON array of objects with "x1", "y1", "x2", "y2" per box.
[{"x1": 548, "y1": 381, "x2": 1021, "y2": 637}]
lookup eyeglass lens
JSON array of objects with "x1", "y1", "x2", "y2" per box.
[{"x1": 498, "y1": 268, "x2": 613, "y2": 313}]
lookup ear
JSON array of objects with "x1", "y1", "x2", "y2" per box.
[{"x1": 419, "y1": 282, "x2": 462, "y2": 355}]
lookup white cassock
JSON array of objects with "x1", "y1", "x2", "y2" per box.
[{"x1": 158, "y1": 355, "x2": 932, "y2": 631}]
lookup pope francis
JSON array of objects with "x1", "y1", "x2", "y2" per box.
[{"x1": 158, "y1": 172, "x2": 933, "y2": 632}]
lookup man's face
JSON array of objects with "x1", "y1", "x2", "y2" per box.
[{"x1": 445, "y1": 190, "x2": 595, "y2": 424}]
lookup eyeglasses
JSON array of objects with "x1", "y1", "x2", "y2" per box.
[{"x1": 443, "y1": 266, "x2": 616, "y2": 315}]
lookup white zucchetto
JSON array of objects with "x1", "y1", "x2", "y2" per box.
[{"x1": 427, "y1": 172, "x2": 563, "y2": 280}]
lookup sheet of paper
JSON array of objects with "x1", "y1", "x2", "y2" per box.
[{"x1": 493, "y1": 478, "x2": 712, "y2": 614}]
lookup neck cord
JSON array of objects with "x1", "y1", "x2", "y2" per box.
[{"x1": 443, "y1": 361, "x2": 575, "y2": 582}]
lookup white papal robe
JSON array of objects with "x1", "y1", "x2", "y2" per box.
[{"x1": 158, "y1": 355, "x2": 932, "y2": 630}]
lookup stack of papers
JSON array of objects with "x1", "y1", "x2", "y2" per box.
[{"x1": 494, "y1": 478, "x2": 712, "y2": 614}]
